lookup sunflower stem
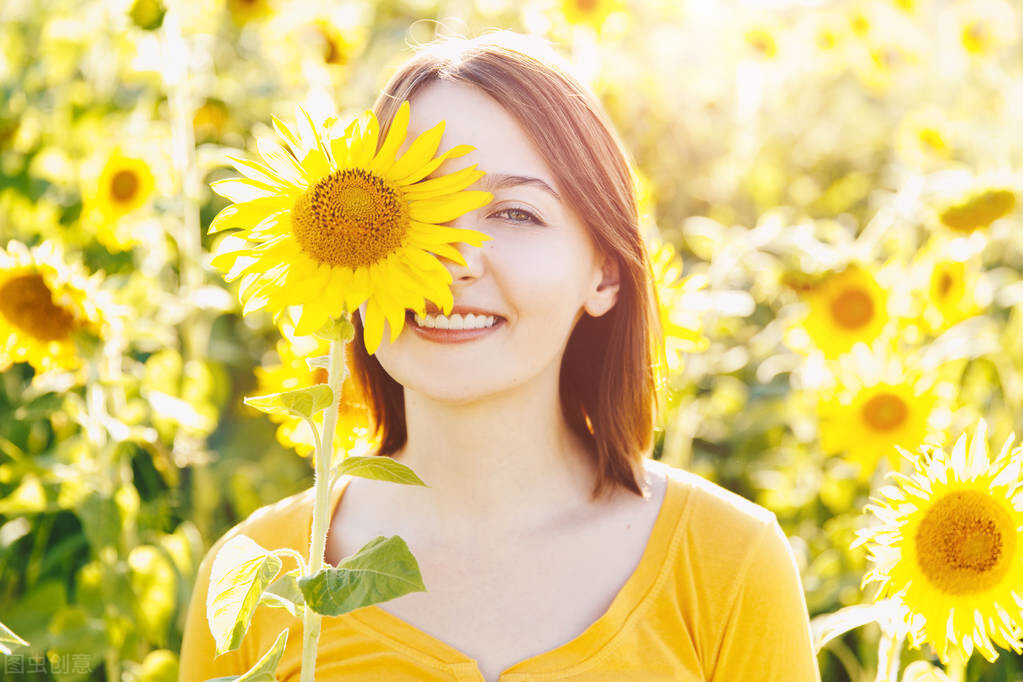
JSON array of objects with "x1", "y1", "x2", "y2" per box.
[{"x1": 300, "y1": 334, "x2": 347, "y2": 682}]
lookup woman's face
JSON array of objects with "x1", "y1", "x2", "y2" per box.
[{"x1": 362, "y1": 80, "x2": 618, "y2": 402}]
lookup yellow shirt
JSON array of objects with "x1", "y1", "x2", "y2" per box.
[{"x1": 179, "y1": 459, "x2": 821, "y2": 681}]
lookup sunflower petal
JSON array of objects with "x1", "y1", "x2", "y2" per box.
[
  {"x1": 402, "y1": 165, "x2": 485, "y2": 201},
  {"x1": 396, "y1": 144, "x2": 475, "y2": 186},
  {"x1": 345, "y1": 266, "x2": 371, "y2": 313},
  {"x1": 208, "y1": 197, "x2": 289, "y2": 235},
  {"x1": 408, "y1": 191, "x2": 494, "y2": 224},
  {"x1": 300, "y1": 148, "x2": 331, "y2": 184},
  {"x1": 410, "y1": 221, "x2": 493, "y2": 248},
  {"x1": 350, "y1": 113, "x2": 379, "y2": 168},
  {"x1": 362, "y1": 296, "x2": 386, "y2": 355},
  {"x1": 225, "y1": 154, "x2": 289, "y2": 188},
  {"x1": 370, "y1": 100, "x2": 410, "y2": 177},
  {"x1": 272, "y1": 115, "x2": 305, "y2": 160},
  {"x1": 256, "y1": 136, "x2": 306, "y2": 187},
  {"x1": 387, "y1": 120, "x2": 445, "y2": 182},
  {"x1": 210, "y1": 178, "x2": 280, "y2": 203}
]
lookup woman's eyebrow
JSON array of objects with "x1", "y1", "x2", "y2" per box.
[{"x1": 480, "y1": 173, "x2": 561, "y2": 201}]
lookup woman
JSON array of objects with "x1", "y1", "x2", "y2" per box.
[{"x1": 180, "y1": 30, "x2": 820, "y2": 682}]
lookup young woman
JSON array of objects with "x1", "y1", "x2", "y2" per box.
[{"x1": 181, "y1": 30, "x2": 820, "y2": 682}]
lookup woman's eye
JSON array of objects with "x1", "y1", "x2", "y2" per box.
[{"x1": 492, "y1": 207, "x2": 541, "y2": 225}]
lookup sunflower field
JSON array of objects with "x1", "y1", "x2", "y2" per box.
[{"x1": 3, "y1": 0, "x2": 1023, "y2": 680}]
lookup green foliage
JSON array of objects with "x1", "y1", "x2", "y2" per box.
[
  {"x1": 206, "y1": 535, "x2": 282, "y2": 654},
  {"x1": 298, "y1": 535, "x2": 425, "y2": 617}
]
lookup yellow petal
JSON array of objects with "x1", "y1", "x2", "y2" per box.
[
  {"x1": 387, "y1": 120, "x2": 445, "y2": 183},
  {"x1": 300, "y1": 148, "x2": 331, "y2": 184},
  {"x1": 395, "y1": 144, "x2": 475, "y2": 186},
  {"x1": 225, "y1": 154, "x2": 289, "y2": 188},
  {"x1": 345, "y1": 266, "x2": 371, "y2": 313},
  {"x1": 208, "y1": 197, "x2": 291, "y2": 235},
  {"x1": 407, "y1": 191, "x2": 493, "y2": 224},
  {"x1": 350, "y1": 113, "x2": 379, "y2": 168},
  {"x1": 402, "y1": 166, "x2": 485, "y2": 201},
  {"x1": 410, "y1": 221, "x2": 493, "y2": 248},
  {"x1": 362, "y1": 296, "x2": 385, "y2": 355},
  {"x1": 369, "y1": 100, "x2": 410, "y2": 177},
  {"x1": 256, "y1": 136, "x2": 306, "y2": 187},
  {"x1": 210, "y1": 178, "x2": 280, "y2": 203},
  {"x1": 272, "y1": 115, "x2": 305, "y2": 160}
]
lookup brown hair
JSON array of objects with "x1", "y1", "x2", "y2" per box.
[{"x1": 349, "y1": 29, "x2": 667, "y2": 501}]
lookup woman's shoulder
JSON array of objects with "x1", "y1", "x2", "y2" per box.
[{"x1": 652, "y1": 459, "x2": 786, "y2": 575}]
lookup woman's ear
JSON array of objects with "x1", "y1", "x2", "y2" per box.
[{"x1": 584, "y1": 255, "x2": 620, "y2": 318}]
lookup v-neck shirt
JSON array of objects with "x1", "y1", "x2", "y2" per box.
[{"x1": 179, "y1": 459, "x2": 821, "y2": 681}]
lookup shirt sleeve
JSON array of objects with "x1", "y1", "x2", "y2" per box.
[
  {"x1": 708, "y1": 518, "x2": 821, "y2": 682},
  {"x1": 178, "y1": 532, "x2": 249, "y2": 681}
]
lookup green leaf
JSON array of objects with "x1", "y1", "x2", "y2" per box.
[
  {"x1": 331, "y1": 456, "x2": 428, "y2": 487},
  {"x1": 0, "y1": 620, "x2": 28, "y2": 654},
  {"x1": 204, "y1": 628, "x2": 288, "y2": 681},
  {"x1": 260, "y1": 569, "x2": 305, "y2": 618},
  {"x1": 206, "y1": 535, "x2": 283, "y2": 655},
  {"x1": 298, "y1": 536, "x2": 425, "y2": 617},
  {"x1": 305, "y1": 354, "x2": 329, "y2": 371},
  {"x1": 313, "y1": 316, "x2": 354, "y2": 342},
  {"x1": 243, "y1": 385, "x2": 333, "y2": 420}
]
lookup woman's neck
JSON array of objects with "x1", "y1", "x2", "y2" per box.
[{"x1": 387, "y1": 363, "x2": 604, "y2": 543}]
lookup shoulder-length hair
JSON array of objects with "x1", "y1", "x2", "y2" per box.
[{"x1": 348, "y1": 29, "x2": 667, "y2": 502}]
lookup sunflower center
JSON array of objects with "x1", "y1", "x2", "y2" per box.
[
  {"x1": 110, "y1": 170, "x2": 140, "y2": 203},
  {"x1": 575, "y1": 0, "x2": 599, "y2": 11},
  {"x1": 915, "y1": 490, "x2": 1015, "y2": 595},
  {"x1": 291, "y1": 168, "x2": 408, "y2": 268},
  {"x1": 936, "y1": 271, "x2": 954, "y2": 298},
  {"x1": 0, "y1": 273, "x2": 78, "y2": 342},
  {"x1": 830, "y1": 288, "x2": 875, "y2": 329},
  {"x1": 860, "y1": 393, "x2": 908, "y2": 431}
]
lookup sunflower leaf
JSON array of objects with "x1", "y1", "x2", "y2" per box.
[
  {"x1": 206, "y1": 535, "x2": 283, "y2": 655},
  {"x1": 0, "y1": 620, "x2": 29, "y2": 654},
  {"x1": 243, "y1": 385, "x2": 334, "y2": 420},
  {"x1": 298, "y1": 536, "x2": 426, "y2": 616},
  {"x1": 313, "y1": 316, "x2": 355, "y2": 342},
  {"x1": 330, "y1": 456, "x2": 429, "y2": 487},
  {"x1": 305, "y1": 354, "x2": 329, "y2": 371}
]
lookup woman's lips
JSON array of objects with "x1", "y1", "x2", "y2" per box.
[{"x1": 405, "y1": 310, "x2": 505, "y2": 344}]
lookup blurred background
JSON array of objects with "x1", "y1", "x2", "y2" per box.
[{"x1": 1, "y1": 0, "x2": 1023, "y2": 679}]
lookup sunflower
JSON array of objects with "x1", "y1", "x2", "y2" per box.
[
  {"x1": 253, "y1": 334, "x2": 376, "y2": 462},
  {"x1": 895, "y1": 108, "x2": 953, "y2": 167},
  {"x1": 207, "y1": 101, "x2": 494, "y2": 354},
  {"x1": 817, "y1": 345, "x2": 942, "y2": 480},
  {"x1": 82, "y1": 149, "x2": 158, "y2": 252},
  {"x1": 0, "y1": 240, "x2": 108, "y2": 375},
  {"x1": 743, "y1": 25, "x2": 779, "y2": 60},
  {"x1": 950, "y1": 0, "x2": 1018, "y2": 56},
  {"x1": 794, "y1": 264, "x2": 889, "y2": 359},
  {"x1": 854, "y1": 422, "x2": 1023, "y2": 663}
]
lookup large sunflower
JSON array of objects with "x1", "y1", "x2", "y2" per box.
[
  {"x1": 795, "y1": 264, "x2": 889, "y2": 359},
  {"x1": 253, "y1": 334, "x2": 376, "y2": 462},
  {"x1": 0, "y1": 240, "x2": 108, "y2": 375},
  {"x1": 854, "y1": 422, "x2": 1023, "y2": 663},
  {"x1": 207, "y1": 101, "x2": 494, "y2": 354}
]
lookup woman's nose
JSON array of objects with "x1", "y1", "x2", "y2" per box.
[{"x1": 437, "y1": 215, "x2": 488, "y2": 281}]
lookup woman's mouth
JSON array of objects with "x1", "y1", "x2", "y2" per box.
[{"x1": 405, "y1": 310, "x2": 506, "y2": 344}]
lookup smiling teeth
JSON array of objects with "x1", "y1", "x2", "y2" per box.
[{"x1": 413, "y1": 312, "x2": 498, "y2": 330}]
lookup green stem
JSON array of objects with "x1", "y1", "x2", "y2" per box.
[{"x1": 300, "y1": 337, "x2": 347, "y2": 682}]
